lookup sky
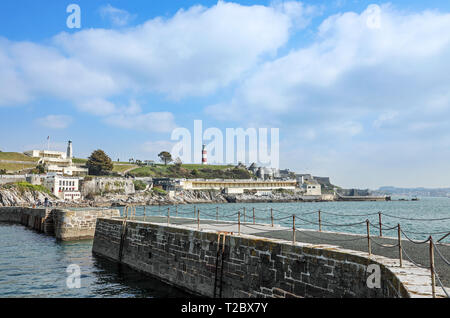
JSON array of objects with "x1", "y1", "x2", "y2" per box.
[{"x1": 1, "y1": 0, "x2": 450, "y2": 189}]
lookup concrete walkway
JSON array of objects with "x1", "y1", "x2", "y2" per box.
[{"x1": 127, "y1": 216, "x2": 450, "y2": 290}]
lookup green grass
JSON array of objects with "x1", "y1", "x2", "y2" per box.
[
  {"x1": 72, "y1": 158, "x2": 87, "y2": 164},
  {"x1": 127, "y1": 164, "x2": 252, "y2": 179},
  {"x1": 74, "y1": 157, "x2": 134, "y2": 165},
  {"x1": 152, "y1": 187, "x2": 167, "y2": 195},
  {"x1": 180, "y1": 164, "x2": 233, "y2": 170},
  {"x1": 1, "y1": 182, "x2": 53, "y2": 196},
  {"x1": 0, "y1": 162, "x2": 37, "y2": 172},
  {"x1": 0, "y1": 152, "x2": 39, "y2": 162},
  {"x1": 113, "y1": 164, "x2": 138, "y2": 173}
]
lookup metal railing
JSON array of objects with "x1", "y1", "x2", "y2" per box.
[{"x1": 117, "y1": 204, "x2": 449, "y2": 298}]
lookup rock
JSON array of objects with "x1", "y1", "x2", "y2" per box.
[{"x1": 0, "y1": 187, "x2": 60, "y2": 207}]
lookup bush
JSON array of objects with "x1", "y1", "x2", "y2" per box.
[
  {"x1": 133, "y1": 180, "x2": 147, "y2": 191},
  {"x1": 14, "y1": 182, "x2": 53, "y2": 196},
  {"x1": 152, "y1": 187, "x2": 167, "y2": 195}
]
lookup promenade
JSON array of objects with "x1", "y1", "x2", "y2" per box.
[{"x1": 119, "y1": 214, "x2": 450, "y2": 295}]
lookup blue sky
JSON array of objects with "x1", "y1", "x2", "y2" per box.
[{"x1": 1, "y1": 0, "x2": 450, "y2": 189}]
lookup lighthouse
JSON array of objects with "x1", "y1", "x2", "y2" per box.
[
  {"x1": 67, "y1": 140, "x2": 73, "y2": 159},
  {"x1": 202, "y1": 144, "x2": 207, "y2": 165}
]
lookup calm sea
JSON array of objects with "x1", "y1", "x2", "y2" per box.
[{"x1": 0, "y1": 197, "x2": 449, "y2": 297}]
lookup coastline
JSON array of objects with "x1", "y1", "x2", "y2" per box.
[{"x1": 0, "y1": 186, "x2": 390, "y2": 208}]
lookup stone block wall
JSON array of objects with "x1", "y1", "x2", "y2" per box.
[
  {"x1": 93, "y1": 218, "x2": 411, "y2": 298},
  {"x1": 0, "y1": 207, "x2": 120, "y2": 241},
  {"x1": 53, "y1": 208, "x2": 120, "y2": 241},
  {"x1": 81, "y1": 178, "x2": 135, "y2": 196},
  {"x1": 0, "y1": 207, "x2": 52, "y2": 233}
]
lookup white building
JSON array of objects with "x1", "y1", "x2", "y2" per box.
[
  {"x1": 24, "y1": 141, "x2": 88, "y2": 176},
  {"x1": 303, "y1": 180, "x2": 322, "y2": 196},
  {"x1": 43, "y1": 173, "x2": 82, "y2": 201},
  {"x1": 180, "y1": 179, "x2": 297, "y2": 194}
]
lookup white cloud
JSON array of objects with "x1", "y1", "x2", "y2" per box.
[
  {"x1": 104, "y1": 111, "x2": 176, "y2": 133},
  {"x1": 203, "y1": 4, "x2": 450, "y2": 188},
  {"x1": 35, "y1": 115, "x2": 73, "y2": 129},
  {"x1": 75, "y1": 98, "x2": 116, "y2": 116},
  {"x1": 208, "y1": 5, "x2": 450, "y2": 136},
  {"x1": 328, "y1": 121, "x2": 363, "y2": 136},
  {"x1": 140, "y1": 140, "x2": 176, "y2": 161},
  {"x1": 373, "y1": 111, "x2": 399, "y2": 129},
  {"x1": 0, "y1": 1, "x2": 314, "y2": 111},
  {"x1": 100, "y1": 4, "x2": 135, "y2": 27}
]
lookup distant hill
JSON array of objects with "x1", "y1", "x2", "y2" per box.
[
  {"x1": 127, "y1": 164, "x2": 253, "y2": 179},
  {"x1": 376, "y1": 186, "x2": 450, "y2": 197}
]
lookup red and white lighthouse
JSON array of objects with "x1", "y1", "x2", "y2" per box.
[{"x1": 202, "y1": 144, "x2": 207, "y2": 165}]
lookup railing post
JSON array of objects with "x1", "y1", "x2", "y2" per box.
[
  {"x1": 176, "y1": 205, "x2": 178, "y2": 217},
  {"x1": 197, "y1": 210, "x2": 200, "y2": 231},
  {"x1": 143, "y1": 206, "x2": 146, "y2": 222},
  {"x1": 167, "y1": 207, "x2": 170, "y2": 225},
  {"x1": 271, "y1": 208, "x2": 274, "y2": 227},
  {"x1": 253, "y1": 208, "x2": 255, "y2": 225},
  {"x1": 216, "y1": 207, "x2": 219, "y2": 222},
  {"x1": 292, "y1": 215, "x2": 296, "y2": 245},
  {"x1": 379, "y1": 212, "x2": 383, "y2": 237},
  {"x1": 318, "y1": 209, "x2": 322, "y2": 232},
  {"x1": 194, "y1": 205, "x2": 196, "y2": 219},
  {"x1": 398, "y1": 224, "x2": 403, "y2": 267},
  {"x1": 243, "y1": 207, "x2": 246, "y2": 223},
  {"x1": 366, "y1": 219, "x2": 371, "y2": 256},
  {"x1": 238, "y1": 211, "x2": 241, "y2": 236},
  {"x1": 429, "y1": 236, "x2": 436, "y2": 298}
]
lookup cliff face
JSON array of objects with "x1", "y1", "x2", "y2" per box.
[
  {"x1": 87, "y1": 190, "x2": 309, "y2": 207},
  {"x1": 0, "y1": 188, "x2": 322, "y2": 208},
  {"x1": 0, "y1": 187, "x2": 57, "y2": 207}
]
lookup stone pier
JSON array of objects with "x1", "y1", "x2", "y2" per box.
[
  {"x1": 0, "y1": 206, "x2": 120, "y2": 240},
  {"x1": 92, "y1": 217, "x2": 446, "y2": 298}
]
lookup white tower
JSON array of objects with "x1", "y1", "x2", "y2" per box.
[
  {"x1": 67, "y1": 140, "x2": 73, "y2": 159},
  {"x1": 202, "y1": 144, "x2": 207, "y2": 165}
]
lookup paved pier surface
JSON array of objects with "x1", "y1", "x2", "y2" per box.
[{"x1": 123, "y1": 216, "x2": 450, "y2": 289}]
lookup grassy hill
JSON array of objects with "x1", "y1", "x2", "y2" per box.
[
  {"x1": 127, "y1": 164, "x2": 252, "y2": 179},
  {"x1": 113, "y1": 164, "x2": 138, "y2": 174},
  {"x1": 0, "y1": 153, "x2": 252, "y2": 179},
  {"x1": 0, "y1": 152, "x2": 39, "y2": 162},
  {"x1": 0, "y1": 162, "x2": 37, "y2": 173}
]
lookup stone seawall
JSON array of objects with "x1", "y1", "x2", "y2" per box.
[
  {"x1": 53, "y1": 209, "x2": 119, "y2": 240},
  {"x1": 0, "y1": 207, "x2": 120, "y2": 241},
  {"x1": 92, "y1": 218, "x2": 415, "y2": 298}
]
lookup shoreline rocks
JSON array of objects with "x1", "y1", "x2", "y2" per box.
[{"x1": 0, "y1": 187, "x2": 331, "y2": 208}]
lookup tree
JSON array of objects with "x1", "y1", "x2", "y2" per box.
[
  {"x1": 158, "y1": 151, "x2": 173, "y2": 165},
  {"x1": 86, "y1": 149, "x2": 114, "y2": 175},
  {"x1": 36, "y1": 163, "x2": 46, "y2": 174}
]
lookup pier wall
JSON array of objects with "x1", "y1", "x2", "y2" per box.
[
  {"x1": 0, "y1": 207, "x2": 120, "y2": 240},
  {"x1": 93, "y1": 218, "x2": 411, "y2": 298}
]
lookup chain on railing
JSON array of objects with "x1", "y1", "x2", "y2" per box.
[{"x1": 117, "y1": 204, "x2": 449, "y2": 298}]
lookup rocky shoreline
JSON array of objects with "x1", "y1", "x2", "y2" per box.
[{"x1": 0, "y1": 187, "x2": 324, "y2": 208}]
